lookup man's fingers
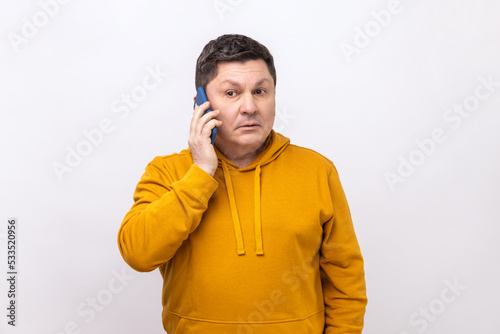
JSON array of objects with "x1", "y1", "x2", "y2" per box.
[
  {"x1": 190, "y1": 101, "x2": 210, "y2": 133},
  {"x1": 188, "y1": 101, "x2": 219, "y2": 175},
  {"x1": 196, "y1": 115, "x2": 220, "y2": 145},
  {"x1": 195, "y1": 109, "x2": 219, "y2": 135},
  {"x1": 189, "y1": 104, "x2": 220, "y2": 147},
  {"x1": 199, "y1": 109, "x2": 219, "y2": 124},
  {"x1": 200, "y1": 119, "x2": 222, "y2": 139},
  {"x1": 194, "y1": 101, "x2": 210, "y2": 118}
]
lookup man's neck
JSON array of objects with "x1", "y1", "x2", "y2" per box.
[{"x1": 216, "y1": 142, "x2": 266, "y2": 168}]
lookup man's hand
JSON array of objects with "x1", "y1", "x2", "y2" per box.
[{"x1": 188, "y1": 101, "x2": 222, "y2": 176}]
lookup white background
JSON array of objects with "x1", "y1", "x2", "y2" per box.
[{"x1": 1, "y1": 0, "x2": 499, "y2": 333}]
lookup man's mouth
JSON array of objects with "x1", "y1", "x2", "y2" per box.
[{"x1": 238, "y1": 123, "x2": 259, "y2": 129}]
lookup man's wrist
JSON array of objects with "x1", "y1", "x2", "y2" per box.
[{"x1": 194, "y1": 163, "x2": 216, "y2": 177}]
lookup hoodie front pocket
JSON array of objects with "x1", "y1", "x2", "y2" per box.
[{"x1": 171, "y1": 315, "x2": 323, "y2": 333}]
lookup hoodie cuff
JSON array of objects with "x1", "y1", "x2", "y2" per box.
[{"x1": 181, "y1": 164, "x2": 219, "y2": 203}]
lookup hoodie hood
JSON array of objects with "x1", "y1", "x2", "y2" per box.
[{"x1": 214, "y1": 130, "x2": 290, "y2": 256}]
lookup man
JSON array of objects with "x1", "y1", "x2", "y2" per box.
[{"x1": 118, "y1": 34, "x2": 367, "y2": 333}]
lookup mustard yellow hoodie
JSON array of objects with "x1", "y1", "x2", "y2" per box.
[{"x1": 118, "y1": 131, "x2": 367, "y2": 333}]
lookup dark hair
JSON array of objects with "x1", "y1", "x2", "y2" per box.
[{"x1": 195, "y1": 34, "x2": 276, "y2": 90}]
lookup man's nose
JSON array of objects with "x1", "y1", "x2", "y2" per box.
[{"x1": 239, "y1": 92, "x2": 258, "y2": 115}]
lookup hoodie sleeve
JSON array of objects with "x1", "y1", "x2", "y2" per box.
[
  {"x1": 117, "y1": 157, "x2": 218, "y2": 272},
  {"x1": 320, "y1": 164, "x2": 367, "y2": 333}
]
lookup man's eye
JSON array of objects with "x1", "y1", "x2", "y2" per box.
[
  {"x1": 226, "y1": 91, "x2": 235, "y2": 97},
  {"x1": 255, "y1": 89, "x2": 263, "y2": 95}
]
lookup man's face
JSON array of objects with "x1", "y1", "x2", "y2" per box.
[{"x1": 205, "y1": 59, "x2": 276, "y2": 155}]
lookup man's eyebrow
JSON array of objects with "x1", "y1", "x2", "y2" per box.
[{"x1": 255, "y1": 78, "x2": 272, "y2": 85}]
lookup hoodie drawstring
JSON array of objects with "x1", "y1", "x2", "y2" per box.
[
  {"x1": 222, "y1": 160, "x2": 245, "y2": 255},
  {"x1": 254, "y1": 165, "x2": 264, "y2": 255},
  {"x1": 221, "y1": 160, "x2": 264, "y2": 256}
]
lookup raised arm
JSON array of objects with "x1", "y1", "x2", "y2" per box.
[
  {"x1": 118, "y1": 99, "x2": 221, "y2": 272},
  {"x1": 117, "y1": 161, "x2": 218, "y2": 272}
]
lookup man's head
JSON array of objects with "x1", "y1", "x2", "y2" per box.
[
  {"x1": 195, "y1": 34, "x2": 277, "y2": 91},
  {"x1": 195, "y1": 35, "x2": 277, "y2": 162}
]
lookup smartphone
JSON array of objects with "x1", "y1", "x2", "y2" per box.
[{"x1": 194, "y1": 87, "x2": 217, "y2": 145}]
